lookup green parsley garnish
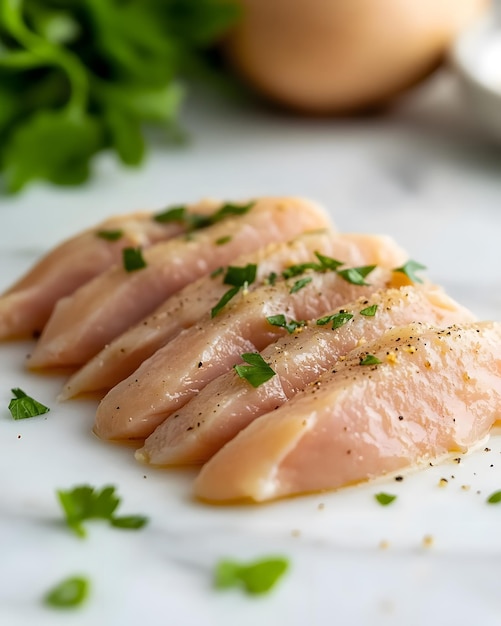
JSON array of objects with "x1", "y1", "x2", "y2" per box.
[
  {"x1": 316, "y1": 311, "x2": 353, "y2": 329},
  {"x1": 44, "y1": 576, "x2": 89, "y2": 609},
  {"x1": 57, "y1": 485, "x2": 148, "y2": 538},
  {"x1": 267, "y1": 271, "x2": 277, "y2": 285},
  {"x1": 360, "y1": 354, "x2": 382, "y2": 366},
  {"x1": 8, "y1": 388, "x2": 50, "y2": 420},
  {"x1": 487, "y1": 490, "x2": 501, "y2": 504},
  {"x1": 153, "y1": 205, "x2": 187, "y2": 223},
  {"x1": 0, "y1": 1, "x2": 240, "y2": 193},
  {"x1": 234, "y1": 353, "x2": 276, "y2": 388},
  {"x1": 96, "y1": 229, "x2": 124, "y2": 241},
  {"x1": 374, "y1": 492, "x2": 397, "y2": 506},
  {"x1": 290, "y1": 277, "x2": 312, "y2": 294},
  {"x1": 210, "y1": 267, "x2": 224, "y2": 279},
  {"x1": 122, "y1": 247, "x2": 147, "y2": 272},
  {"x1": 282, "y1": 251, "x2": 343, "y2": 279},
  {"x1": 337, "y1": 265, "x2": 376, "y2": 286},
  {"x1": 314, "y1": 251, "x2": 343, "y2": 270},
  {"x1": 266, "y1": 314, "x2": 305, "y2": 334},
  {"x1": 211, "y1": 263, "x2": 257, "y2": 318},
  {"x1": 215, "y1": 235, "x2": 232, "y2": 245},
  {"x1": 214, "y1": 557, "x2": 289, "y2": 595},
  {"x1": 154, "y1": 201, "x2": 255, "y2": 231},
  {"x1": 394, "y1": 260, "x2": 427, "y2": 284},
  {"x1": 360, "y1": 304, "x2": 378, "y2": 316}
]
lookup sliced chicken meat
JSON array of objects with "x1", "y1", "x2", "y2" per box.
[
  {"x1": 194, "y1": 322, "x2": 501, "y2": 503},
  {"x1": 95, "y1": 265, "x2": 409, "y2": 442},
  {"x1": 0, "y1": 201, "x2": 220, "y2": 339},
  {"x1": 139, "y1": 284, "x2": 475, "y2": 466},
  {"x1": 61, "y1": 231, "x2": 408, "y2": 399},
  {"x1": 27, "y1": 196, "x2": 329, "y2": 369}
]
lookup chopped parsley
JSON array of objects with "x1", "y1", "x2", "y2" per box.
[
  {"x1": 290, "y1": 277, "x2": 312, "y2": 294},
  {"x1": 374, "y1": 492, "x2": 397, "y2": 506},
  {"x1": 210, "y1": 267, "x2": 224, "y2": 279},
  {"x1": 487, "y1": 490, "x2": 501, "y2": 504},
  {"x1": 360, "y1": 354, "x2": 381, "y2": 366},
  {"x1": 215, "y1": 235, "x2": 232, "y2": 246},
  {"x1": 267, "y1": 271, "x2": 277, "y2": 286},
  {"x1": 96, "y1": 229, "x2": 123, "y2": 241},
  {"x1": 337, "y1": 265, "x2": 376, "y2": 286},
  {"x1": 282, "y1": 251, "x2": 343, "y2": 279},
  {"x1": 153, "y1": 201, "x2": 255, "y2": 230},
  {"x1": 122, "y1": 247, "x2": 147, "y2": 272},
  {"x1": 266, "y1": 314, "x2": 305, "y2": 334},
  {"x1": 316, "y1": 312, "x2": 353, "y2": 330},
  {"x1": 211, "y1": 263, "x2": 257, "y2": 318},
  {"x1": 360, "y1": 304, "x2": 378, "y2": 316},
  {"x1": 44, "y1": 576, "x2": 89, "y2": 609},
  {"x1": 57, "y1": 485, "x2": 148, "y2": 538},
  {"x1": 214, "y1": 557, "x2": 289, "y2": 595},
  {"x1": 153, "y1": 205, "x2": 187, "y2": 223},
  {"x1": 394, "y1": 260, "x2": 426, "y2": 284},
  {"x1": 234, "y1": 353, "x2": 276, "y2": 388},
  {"x1": 8, "y1": 388, "x2": 50, "y2": 419}
]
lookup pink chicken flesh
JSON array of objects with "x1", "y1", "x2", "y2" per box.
[
  {"x1": 27, "y1": 197, "x2": 330, "y2": 369},
  {"x1": 60, "y1": 231, "x2": 408, "y2": 399},
  {"x1": 194, "y1": 322, "x2": 501, "y2": 503},
  {"x1": 138, "y1": 284, "x2": 475, "y2": 466},
  {"x1": 0, "y1": 203, "x2": 219, "y2": 339},
  {"x1": 94, "y1": 265, "x2": 411, "y2": 442}
]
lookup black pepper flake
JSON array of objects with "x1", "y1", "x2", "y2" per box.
[
  {"x1": 187, "y1": 426, "x2": 194, "y2": 431},
  {"x1": 485, "y1": 447, "x2": 491, "y2": 452},
  {"x1": 116, "y1": 406, "x2": 120, "y2": 410},
  {"x1": 395, "y1": 475, "x2": 403, "y2": 482},
  {"x1": 398, "y1": 415, "x2": 404, "y2": 421},
  {"x1": 198, "y1": 361, "x2": 203, "y2": 368}
]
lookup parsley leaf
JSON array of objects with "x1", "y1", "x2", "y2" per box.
[
  {"x1": 375, "y1": 492, "x2": 397, "y2": 506},
  {"x1": 96, "y1": 229, "x2": 123, "y2": 241},
  {"x1": 266, "y1": 314, "x2": 305, "y2": 334},
  {"x1": 360, "y1": 304, "x2": 378, "y2": 316},
  {"x1": 214, "y1": 557, "x2": 289, "y2": 595},
  {"x1": 316, "y1": 312, "x2": 353, "y2": 330},
  {"x1": 57, "y1": 484, "x2": 148, "y2": 538},
  {"x1": 234, "y1": 353, "x2": 276, "y2": 388},
  {"x1": 153, "y1": 205, "x2": 187, "y2": 223},
  {"x1": 360, "y1": 354, "x2": 382, "y2": 366},
  {"x1": 487, "y1": 490, "x2": 501, "y2": 504},
  {"x1": 314, "y1": 251, "x2": 343, "y2": 270},
  {"x1": 215, "y1": 235, "x2": 232, "y2": 245},
  {"x1": 122, "y1": 247, "x2": 147, "y2": 272},
  {"x1": 44, "y1": 576, "x2": 89, "y2": 609},
  {"x1": 8, "y1": 388, "x2": 50, "y2": 419},
  {"x1": 0, "y1": 0, "x2": 240, "y2": 193},
  {"x1": 211, "y1": 264, "x2": 257, "y2": 317},
  {"x1": 394, "y1": 260, "x2": 427, "y2": 284},
  {"x1": 290, "y1": 277, "x2": 312, "y2": 294},
  {"x1": 337, "y1": 265, "x2": 376, "y2": 286},
  {"x1": 267, "y1": 271, "x2": 277, "y2": 285},
  {"x1": 224, "y1": 264, "x2": 257, "y2": 287}
]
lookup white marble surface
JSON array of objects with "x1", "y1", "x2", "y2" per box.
[{"x1": 1, "y1": 69, "x2": 501, "y2": 626}]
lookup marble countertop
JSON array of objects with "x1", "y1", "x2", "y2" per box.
[{"x1": 1, "y1": 69, "x2": 501, "y2": 626}]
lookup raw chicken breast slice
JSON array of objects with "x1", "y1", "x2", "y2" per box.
[
  {"x1": 0, "y1": 201, "x2": 218, "y2": 340},
  {"x1": 95, "y1": 265, "x2": 409, "y2": 441},
  {"x1": 61, "y1": 231, "x2": 408, "y2": 399},
  {"x1": 27, "y1": 196, "x2": 329, "y2": 369},
  {"x1": 194, "y1": 322, "x2": 501, "y2": 503},
  {"x1": 139, "y1": 284, "x2": 475, "y2": 466}
]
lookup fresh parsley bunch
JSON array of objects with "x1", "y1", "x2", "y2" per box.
[{"x1": 0, "y1": 0, "x2": 239, "y2": 192}]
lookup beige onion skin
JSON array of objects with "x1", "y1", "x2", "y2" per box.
[{"x1": 224, "y1": 0, "x2": 488, "y2": 114}]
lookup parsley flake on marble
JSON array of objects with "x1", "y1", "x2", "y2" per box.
[
  {"x1": 214, "y1": 556, "x2": 289, "y2": 595},
  {"x1": 44, "y1": 576, "x2": 89, "y2": 609},
  {"x1": 8, "y1": 388, "x2": 50, "y2": 420},
  {"x1": 57, "y1": 485, "x2": 148, "y2": 538}
]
